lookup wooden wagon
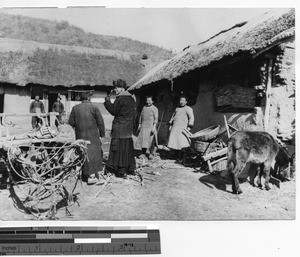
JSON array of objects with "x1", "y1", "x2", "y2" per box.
[{"x1": 183, "y1": 116, "x2": 238, "y2": 173}]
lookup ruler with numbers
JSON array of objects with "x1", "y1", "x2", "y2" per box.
[{"x1": 0, "y1": 226, "x2": 161, "y2": 255}]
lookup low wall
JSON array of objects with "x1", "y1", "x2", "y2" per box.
[{"x1": 3, "y1": 87, "x2": 33, "y2": 131}]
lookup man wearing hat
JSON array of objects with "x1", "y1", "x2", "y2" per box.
[
  {"x1": 69, "y1": 93, "x2": 105, "y2": 184},
  {"x1": 104, "y1": 79, "x2": 136, "y2": 177}
]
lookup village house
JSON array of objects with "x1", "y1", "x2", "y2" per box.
[
  {"x1": 0, "y1": 37, "x2": 146, "y2": 132},
  {"x1": 129, "y1": 9, "x2": 295, "y2": 148}
]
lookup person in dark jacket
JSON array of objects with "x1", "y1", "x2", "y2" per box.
[
  {"x1": 29, "y1": 95, "x2": 45, "y2": 129},
  {"x1": 104, "y1": 79, "x2": 136, "y2": 177},
  {"x1": 69, "y1": 95, "x2": 105, "y2": 185},
  {"x1": 52, "y1": 96, "x2": 64, "y2": 125}
]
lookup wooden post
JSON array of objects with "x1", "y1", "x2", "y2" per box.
[
  {"x1": 66, "y1": 90, "x2": 71, "y2": 117},
  {"x1": 170, "y1": 79, "x2": 174, "y2": 92},
  {"x1": 224, "y1": 115, "x2": 230, "y2": 138},
  {"x1": 49, "y1": 112, "x2": 56, "y2": 127},
  {"x1": 43, "y1": 115, "x2": 49, "y2": 126},
  {"x1": 207, "y1": 160, "x2": 213, "y2": 173},
  {"x1": 264, "y1": 59, "x2": 273, "y2": 132},
  {"x1": 5, "y1": 125, "x2": 10, "y2": 137}
]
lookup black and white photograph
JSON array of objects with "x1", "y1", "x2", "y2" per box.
[{"x1": 0, "y1": 5, "x2": 295, "y2": 223}]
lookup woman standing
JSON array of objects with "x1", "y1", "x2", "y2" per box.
[
  {"x1": 104, "y1": 79, "x2": 136, "y2": 177},
  {"x1": 135, "y1": 95, "x2": 158, "y2": 160},
  {"x1": 168, "y1": 95, "x2": 194, "y2": 162}
]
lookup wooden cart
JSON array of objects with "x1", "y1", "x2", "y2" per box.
[{"x1": 184, "y1": 116, "x2": 238, "y2": 173}]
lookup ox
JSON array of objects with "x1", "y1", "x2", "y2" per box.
[{"x1": 226, "y1": 131, "x2": 292, "y2": 194}]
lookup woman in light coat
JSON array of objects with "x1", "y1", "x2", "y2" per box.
[{"x1": 168, "y1": 95, "x2": 194, "y2": 162}]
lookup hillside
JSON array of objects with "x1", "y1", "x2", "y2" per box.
[{"x1": 0, "y1": 12, "x2": 174, "y2": 72}]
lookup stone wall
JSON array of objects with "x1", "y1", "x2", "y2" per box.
[{"x1": 269, "y1": 40, "x2": 295, "y2": 142}]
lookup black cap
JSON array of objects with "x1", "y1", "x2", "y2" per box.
[{"x1": 113, "y1": 79, "x2": 128, "y2": 89}]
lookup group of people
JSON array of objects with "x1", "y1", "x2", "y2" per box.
[
  {"x1": 30, "y1": 80, "x2": 194, "y2": 185},
  {"x1": 69, "y1": 79, "x2": 137, "y2": 184},
  {"x1": 135, "y1": 94, "x2": 194, "y2": 163},
  {"x1": 69, "y1": 79, "x2": 194, "y2": 185},
  {"x1": 29, "y1": 95, "x2": 65, "y2": 128}
]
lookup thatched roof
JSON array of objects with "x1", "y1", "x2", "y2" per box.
[
  {"x1": 129, "y1": 8, "x2": 295, "y2": 91},
  {"x1": 0, "y1": 38, "x2": 146, "y2": 87}
]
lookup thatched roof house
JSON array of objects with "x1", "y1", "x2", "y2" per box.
[
  {"x1": 0, "y1": 38, "x2": 146, "y2": 131},
  {"x1": 129, "y1": 9, "x2": 295, "y2": 147},
  {"x1": 129, "y1": 8, "x2": 294, "y2": 90},
  {"x1": 0, "y1": 37, "x2": 145, "y2": 87}
]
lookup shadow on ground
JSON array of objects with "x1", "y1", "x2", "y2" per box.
[
  {"x1": 199, "y1": 171, "x2": 233, "y2": 193},
  {"x1": 199, "y1": 167, "x2": 283, "y2": 195}
]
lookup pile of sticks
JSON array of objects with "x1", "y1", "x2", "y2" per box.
[{"x1": 5, "y1": 140, "x2": 88, "y2": 219}]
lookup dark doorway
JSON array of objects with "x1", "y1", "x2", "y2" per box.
[
  {"x1": 0, "y1": 94, "x2": 4, "y2": 124},
  {"x1": 48, "y1": 93, "x2": 59, "y2": 112},
  {"x1": 0, "y1": 94, "x2": 4, "y2": 113}
]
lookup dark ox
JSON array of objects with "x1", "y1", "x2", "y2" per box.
[{"x1": 226, "y1": 131, "x2": 292, "y2": 194}]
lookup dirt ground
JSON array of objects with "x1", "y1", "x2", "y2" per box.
[{"x1": 0, "y1": 135, "x2": 295, "y2": 221}]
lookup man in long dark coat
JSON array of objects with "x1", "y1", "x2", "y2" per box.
[
  {"x1": 69, "y1": 95, "x2": 105, "y2": 185},
  {"x1": 104, "y1": 79, "x2": 136, "y2": 177}
]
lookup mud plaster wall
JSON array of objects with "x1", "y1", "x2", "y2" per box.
[
  {"x1": 192, "y1": 80, "x2": 262, "y2": 135},
  {"x1": 269, "y1": 41, "x2": 295, "y2": 142},
  {"x1": 3, "y1": 86, "x2": 33, "y2": 132}
]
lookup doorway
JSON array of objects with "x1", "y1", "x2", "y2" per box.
[
  {"x1": 48, "y1": 93, "x2": 59, "y2": 112},
  {"x1": 0, "y1": 94, "x2": 4, "y2": 124},
  {"x1": 0, "y1": 94, "x2": 4, "y2": 113}
]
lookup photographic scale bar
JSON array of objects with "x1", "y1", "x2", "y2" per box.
[{"x1": 0, "y1": 226, "x2": 161, "y2": 255}]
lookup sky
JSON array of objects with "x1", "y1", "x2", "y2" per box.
[{"x1": 0, "y1": 7, "x2": 279, "y2": 53}]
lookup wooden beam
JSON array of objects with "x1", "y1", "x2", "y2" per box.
[
  {"x1": 228, "y1": 124, "x2": 238, "y2": 132},
  {"x1": 0, "y1": 138, "x2": 90, "y2": 150},
  {"x1": 251, "y1": 36, "x2": 294, "y2": 59},
  {"x1": 202, "y1": 147, "x2": 228, "y2": 161},
  {"x1": 264, "y1": 59, "x2": 273, "y2": 132},
  {"x1": 211, "y1": 156, "x2": 227, "y2": 166},
  {"x1": 213, "y1": 54, "x2": 249, "y2": 68},
  {"x1": 207, "y1": 160, "x2": 213, "y2": 173},
  {"x1": 0, "y1": 113, "x2": 59, "y2": 117},
  {"x1": 224, "y1": 115, "x2": 230, "y2": 138},
  {"x1": 0, "y1": 113, "x2": 59, "y2": 129}
]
